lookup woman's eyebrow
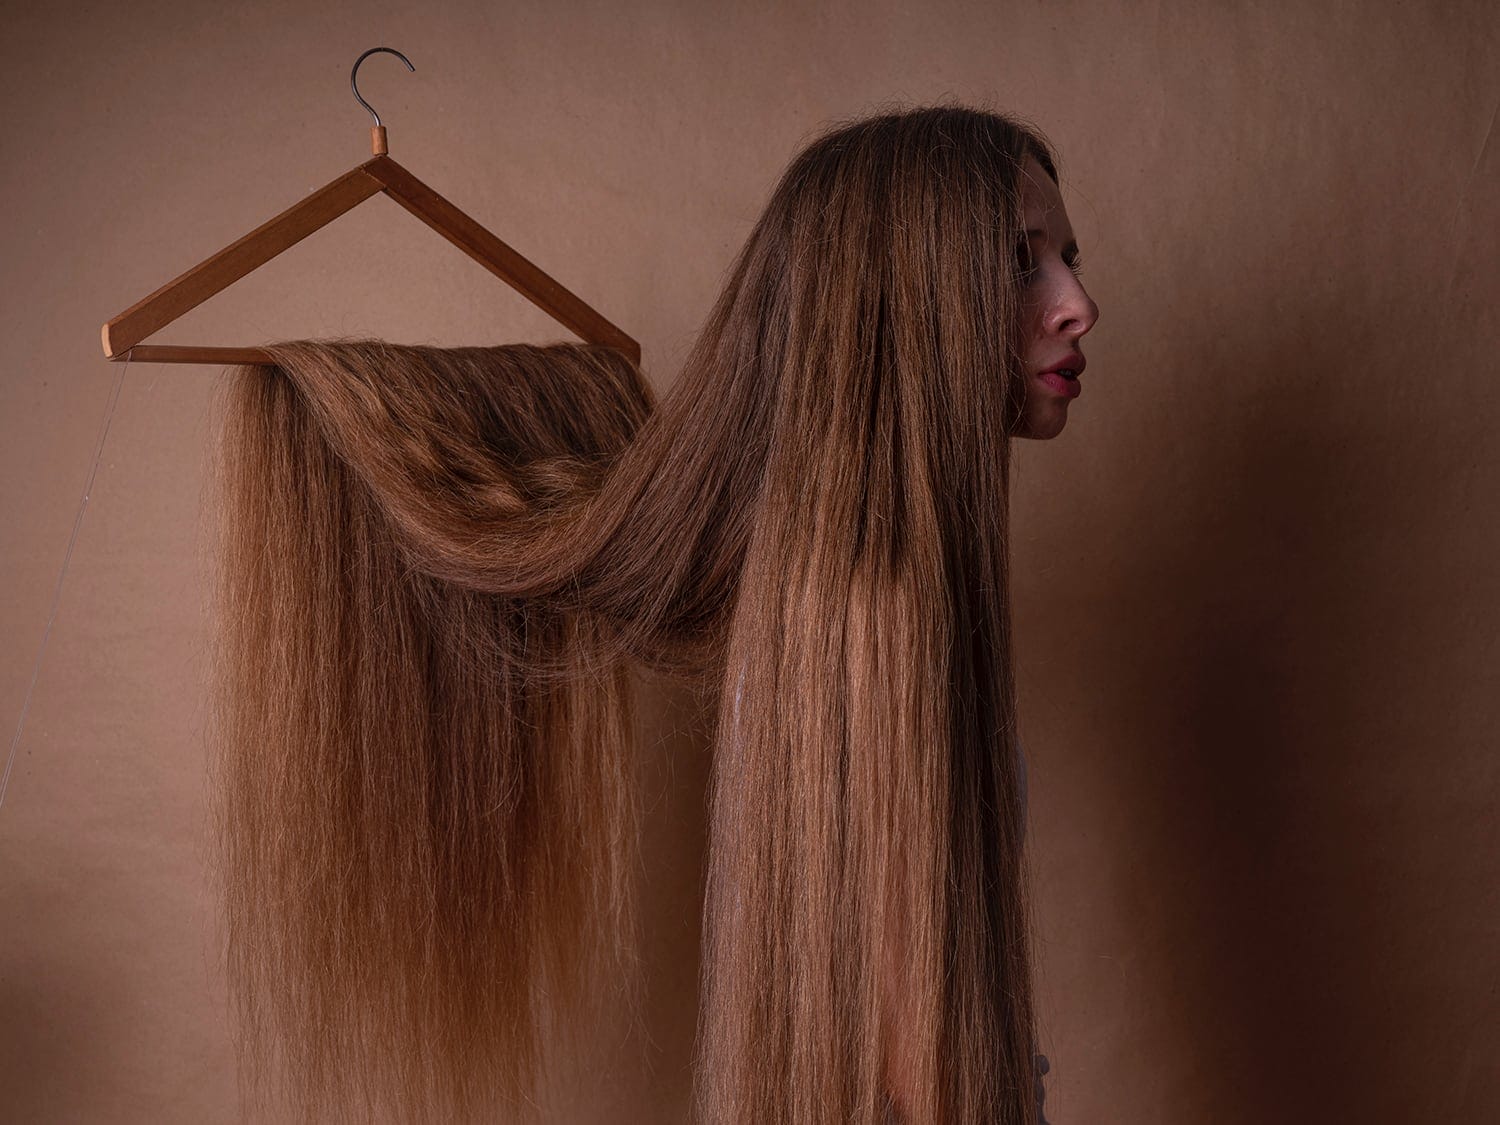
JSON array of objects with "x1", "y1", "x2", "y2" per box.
[{"x1": 1026, "y1": 229, "x2": 1082, "y2": 257}]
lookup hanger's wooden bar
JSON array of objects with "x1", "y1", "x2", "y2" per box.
[
  {"x1": 112, "y1": 345, "x2": 276, "y2": 365},
  {"x1": 365, "y1": 156, "x2": 641, "y2": 366},
  {"x1": 102, "y1": 167, "x2": 384, "y2": 358},
  {"x1": 102, "y1": 151, "x2": 641, "y2": 368}
]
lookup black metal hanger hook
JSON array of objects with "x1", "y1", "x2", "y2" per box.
[{"x1": 351, "y1": 47, "x2": 415, "y2": 128}]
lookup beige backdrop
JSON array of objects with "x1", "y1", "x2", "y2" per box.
[{"x1": 3, "y1": 1, "x2": 1496, "y2": 1121}]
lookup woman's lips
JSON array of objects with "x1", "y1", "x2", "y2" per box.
[{"x1": 1038, "y1": 370, "x2": 1082, "y2": 399}]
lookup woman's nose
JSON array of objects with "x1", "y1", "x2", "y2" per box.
[{"x1": 1048, "y1": 281, "x2": 1099, "y2": 338}]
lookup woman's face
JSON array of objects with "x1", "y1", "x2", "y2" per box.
[{"x1": 1011, "y1": 155, "x2": 1099, "y2": 440}]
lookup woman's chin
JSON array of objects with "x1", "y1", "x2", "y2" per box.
[{"x1": 1014, "y1": 404, "x2": 1070, "y2": 440}]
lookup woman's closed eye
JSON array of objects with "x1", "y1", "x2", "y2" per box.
[{"x1": 1015, "y1": 241, "x2": 1084, "y2": 282}]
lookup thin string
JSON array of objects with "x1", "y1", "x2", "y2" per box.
[{"x1": 0, "y1": 358, "x2": 130, "y2": 809}]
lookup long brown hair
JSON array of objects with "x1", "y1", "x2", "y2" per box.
[{"x1": 211, "y1": 104, "x2": 1058, "y2": 1123}]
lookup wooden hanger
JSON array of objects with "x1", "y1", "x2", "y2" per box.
[{"x1": 101, "y1": 48, "x2": 640, "y2": 367}]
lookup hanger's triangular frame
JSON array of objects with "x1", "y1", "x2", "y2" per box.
[{"x1": 101, "y1": 150, "x2": 640, "y2": 367}]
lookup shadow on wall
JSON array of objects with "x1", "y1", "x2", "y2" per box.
[
  {"x1": 1101, "y1": 276, "x2": 1493, "y2": 1120},
  {"x1": 0, "y1": 921, "x2": 117, "y2": 1120}
]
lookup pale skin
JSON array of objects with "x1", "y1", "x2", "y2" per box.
[
  {"x1": 880, "y1": 156, "x2": 1100, "y2": 1120},
  {"x1": 1012, "y1": 155, "x2": 1101, "y2": 440}
]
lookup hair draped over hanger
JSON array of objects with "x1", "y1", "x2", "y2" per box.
[{"x1": 213, "y1": 104, "x2": 1057, "y2": 1125}]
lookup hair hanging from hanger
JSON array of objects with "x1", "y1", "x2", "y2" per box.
[
  {"x1": 212, "y1": 341, "x2": 658, "y2": 1123},
  {"x1": 211, "y1": 103, "x2": 1058, "y2": 1125}
]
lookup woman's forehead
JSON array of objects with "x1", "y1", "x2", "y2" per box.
[{"x1": 1019, "y1": 157, "x2": 1072, "y2": 239}]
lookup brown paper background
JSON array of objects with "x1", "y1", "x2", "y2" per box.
[{"x1": 3, "y1": 2, "x2": 1496, "y2": 1121}]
